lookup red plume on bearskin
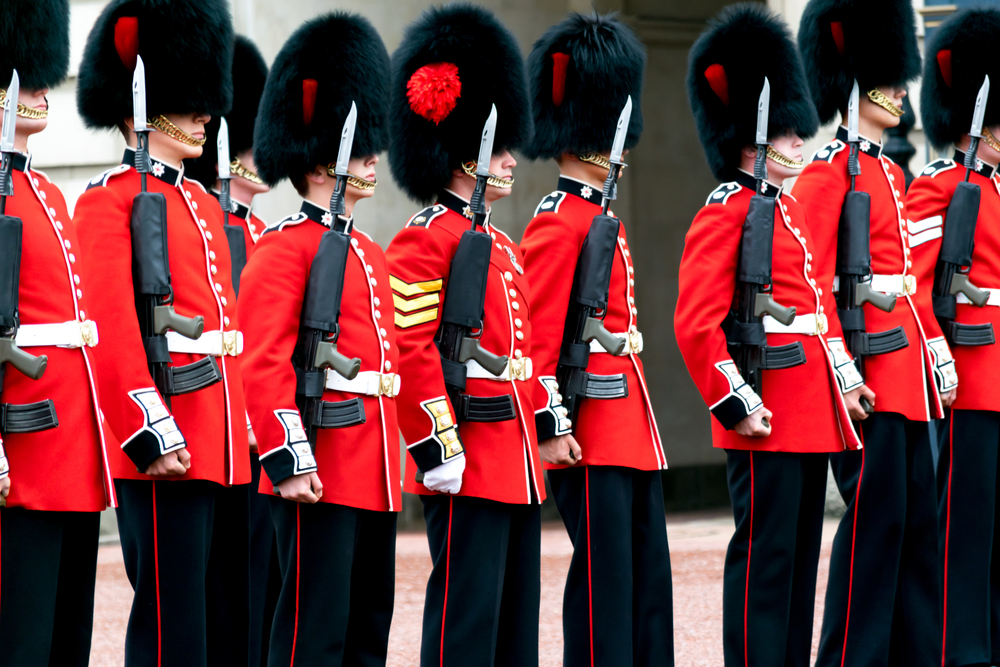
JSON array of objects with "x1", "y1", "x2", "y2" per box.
[
  {"x1": 936, "y1": 49, "x2": 952, "y2": 89},
  {"x1": 829, "y1": 21, "x2": 845, "y2": 56},
  {"x1": 406, "y1": 62, "x2": 461, "y2": 125},
  {"x1": 114, "y1": 16, "x2": 139, "y2": 71},
  {"x1": 704, "y1": 63, "x2": 729, "y2": 107},
  {"x1": 302, "y1": 78, "x2": 318, "y2": 127},
  {"x1": 550, "y1": 53, "x2": 569, "y2": 106}
]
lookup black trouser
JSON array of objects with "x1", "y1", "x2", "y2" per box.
[
  {"x1": 723, "y1": 450, "x2": 828, "y2": 667},
  {"x1": 420, "y1": 495, "x2": 541, "y2": 667},
  {"x1": 938, "y1": 409, "x2": 1000, "y2": 667},
  {"x1": 268, "y1": 497, "x2": 397, "y2": 667},
  {"x1": 207, "y1": 481, "x2": 250, "y2": 667},
  {"x1": 817, "y1": 412, "x2": 941, "y2": 667},
  {"x1": 249, "y1": 456, "x2": 280, "y2": 667},
  {"x1": 548, "y1": 466, "x2": 674, "y2": 667},
  {"x1": 0, "y1": 508, "x2": 100, "y2": 667}
]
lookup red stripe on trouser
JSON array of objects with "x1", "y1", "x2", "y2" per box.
[
  {"x1": 290, "y1": 503, "x2": 301, "y2": 666},
  {"x1": 840, "y1": 428, "x2": 866, "y2": 667},
  {"x1": 440, "y1": 497, "x2": 453, "y2": 667},
  {"x1": 941, "y1": 415, "x2": 955, "y2": 666},
  {"x1": 743, "y1": 452, "x2": 754, "y2": 667},
  {"x1": 586, "y1": 467, "x2": 595, "y2": 667},
  {"x1": 151, "y1": 483, "x2": 162, "y2": 667}
]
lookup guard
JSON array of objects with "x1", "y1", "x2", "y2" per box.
[
  {"x1": 793, "y1": 0, "x2": 948, "y2": 664},
  {"x1": 74, "y1": 2, "x2": 250, "y2": 665},
  {"x1": 385, "y1": 6, "x2": 542, "y2": 665},
  {"x1": 519, "y1": 12, "x2": 673, "y2": 666},
  {"x1": 908, "y1": 8, "x2": 1000, "y2": 666},
  {"x1": 679, "y1": 5, "x2": 873, "y2": 665},
  {"x1": 0, "y1": 2, "x2": 116, "y2": 665},
  {"x1": 238, "y1": 12, "x2": 399, "y2": 666}
]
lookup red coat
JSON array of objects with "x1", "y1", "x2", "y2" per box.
[
  {"x1": 520, "y1": 176, "x2": 666, "y2": 471},
  {"x1": 213, "y1": 192, "x2": 264, "y2": 253},
  {"x1": 907, "y1": 153, "x2": 999, "y2": 411},
  {"x1": 237, "y1": 201, "x2": 401, "y2": 512},
  {"x1": 74, "y1": 151, "x2": 250, "y2": 485},
  {"x1": 792, "y1": 130, "x2": 945, "y2": 422},
  {"x1": 0, "y1": 154, "x2": 116, "y2": 511},
  {"x1": 386, "y1": 191, "x2": 545, "y2": 505},
  {"x1": 675, "y1": 171, "x2": 863, "y2": 453}
]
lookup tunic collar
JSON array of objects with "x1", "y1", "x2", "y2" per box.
[
  {"x1": 300, "y1": 199, "x2": 353, "y2": 233},
  {"x1": 836, "y1": 126, "x2": 883, "y2": 159},
  {"x1": 122, "y1": 147, "x2": 184, "y2": 187},
  {"x1": 735, "y1": 169, "x2": 783, "y2": 199},
  {"x1": 210, "y1": 189, "x2": 253, "y2": 220},
  {"x1": 437, "y1": 189, "x2": 491, "y2": 229},
  {"x1": 558, "y1": 175, "x2": 603, "y2": 205},
  {"x1": 952, "y1": 149, "x2": 998, "y2": 179}
]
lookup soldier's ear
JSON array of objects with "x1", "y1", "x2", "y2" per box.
[
  {"x1": 304, "y1": 165, "x2": 327, "y2": 185},
  {"x1": 740, "y1": 145, "x2": 757, "y2": 159}
]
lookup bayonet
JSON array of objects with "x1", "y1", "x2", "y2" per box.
[
  {"x1": 753, "y1": 78, "x2": 770, "y2": 187},
  {"x1": 0, "y1": 70, "x2": 18, "y2": 208},
  {"x1": 468, "y1": 104, "x2": 497, "y2": 228},
  {"x1": 965, "y1": 75, "x2": 990, "y2": 172},
  {"x1": 217, "y1": 117, "x2": 232, "y2": 182},
  {"x1": 847, "y1": 80, "x2": 861, "y2": 179},
  {"x1": 600, "y1": 96, "x2": 632, "y2": 214},
  {"x1": 328, "y1": 101, "x2": 357, "y2": 219},
  {"x1": 132, "y1": 57, "x2": 147, "y2": 134}
]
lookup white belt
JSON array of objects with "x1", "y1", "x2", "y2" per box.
[
  {"x1": 466, "y1": 356, "x2": 533, "y2": 382},
  {"x1": 834, "y1": 274, "x2": 916, "y2": 296},
  {"x1": 165, "y1": 330, "x2": 243, "y2": 356},
  {"x1": 589, "y1": 330, "x2": 643, "y2": 355},
  {"x1": 325, "y1": 370, "x2": 400, "y2": 398},
  {"x1": 15, "y1": 320, "x2": 99, "y2": 348},
  {"x1": 957, "y1": 289, "x2": 1000, "y2": 306},
  {"x1": 763, "y1": 313, "x2": 828, "y2": 336}
]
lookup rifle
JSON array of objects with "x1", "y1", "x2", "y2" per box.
[
  {"x1": 932, "y1": 75, "x2": 993, "y2": 347},
  {"x1": 729, "y1": 78, "x2": 805, "y2": 406},
  {"x1": 555, "y1": 97, "x2": 633, "y2": 429},
  {"x1": 216, "y1": 117, "x2": 248, "y2": 296},
  {"x1": 129, "y1": 57, "x2": 207, "y2": 402},
  {"x1": 292, "y1": 101, "x2": 362, "y2": 447}
]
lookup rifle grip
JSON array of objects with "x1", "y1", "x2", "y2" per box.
[
  {"x1": 754, "y1": 293, "x2": 796, "y2": 326},
  {"x1": 313, "y1": 341, "x2": 361, "y2": 381},
  {"x1": 950, "y1": 274, "x2": 991, "y2": 308},
  {"x1": 855, "y1": 283, "x2": 896, "y2": 313},
  {"x1": 582, "y1": 317, "x2": 626, "y2": 355},
  {"x1": 0, "y1": 338, "x2": 47, "y2": 380},
  {"x1": 459, "y1": 337, "x2": 509, "y2": 377},
  {"x1": 154, "y1": 305, "x2": 206, "y2": 340}
]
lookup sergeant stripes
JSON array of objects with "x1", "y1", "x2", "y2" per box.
[{"x1": 390, "y1": 275, "x2": 443, "y2": 328}]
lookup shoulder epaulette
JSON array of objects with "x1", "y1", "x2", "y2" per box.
[
  {"x1": 917, "y1": 158, "x2": 958, "y2": 179},
  {"x1": 811, "y1": 140, "x2": 846, "y2": 164},
  {"x1": 85, "y1": 164, "x2": 130, "y2": 190},
  {"x1": 705, "y1": 182, "x2": 742, "y2": 206},
  {"x1": 406, "y1": 204, "x2": 448, "y2": 228},
  {"x1": 533, "y1": 191, "x2": 567, "y2": 216},
  {"x1": 261, "y1": 212, "x2": 308, "y2": 236}
]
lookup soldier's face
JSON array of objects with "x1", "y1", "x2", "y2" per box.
[
  {"x1": 767, "y1": 133, "x2": 805, "y2": 182},
  {"x1": 484, "y1": 150, "x2": 516, "y2": 203},
  {"x1": 347, "y1": 154, "x2": 378, "y2": 201},
  {"x1": 861, "y1": 85, "x2": 906, "y2": 130},
  {"x1": 147, "y1": 112, "x2": 211, "y2": 163},
  {"x1": 7, "y1": 88, "x2": 48, "y2": 138},
  {"x1": 233, "y1": 149, "x2": 269, "y2": 196},
  {"x1": 981, "y1": 125, "x2": 1000, "y2": 165}
]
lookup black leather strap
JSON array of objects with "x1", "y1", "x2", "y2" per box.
[
  {"x1": 456, "y1": 394, "x2": 516, "y2": 422},
  {"x1": 1, "y1": 399, "x2": 59, "y2": 434},
  {"x1": 946, "y1": 321, "x2": 996, "y2": 347},
  {"x1": 161, "y1": 356, "x2": 223, "y2": 396}
]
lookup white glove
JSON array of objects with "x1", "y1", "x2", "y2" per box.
[{"x1": 422, "y1": 454, "x2": 466, "y2": 495}]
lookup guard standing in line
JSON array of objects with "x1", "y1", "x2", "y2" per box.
[
  {"x1": 908, "y1": 8, "x2": 1000, "y2": 666},
  {"x1": 0, "y1": 2, "x2": 117, "y2": 664},
  {"x1": 385, "y1": 5, "x2": 542, "y2": 666},
  {"x1": 519, "y1": 13, "x2": 674, "y2": 666},
  {"x1": 679, "y1": 5, "x2": 873, "y2": 665},
  {"x1": 184, "y1": 34, "x2": 277, "y2": 667},
  {"x1": 238, "y1": 12, "x2": 399, "y2": 666},
  {"x1": 73, "y1": 2, "x2": 251, "y2": 665},
  {"x1": 793, "y1": 1, "x2": 950, "y2": 664}
]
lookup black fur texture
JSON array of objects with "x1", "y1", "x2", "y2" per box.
[
  {"x1": 0, "y1": 0, "x2": 70, "y2": 91},
  {"x1": 687, "y1": 3, "x2": 819, "y2": 182},
  {"x1": 185, "y1": 36, "x2": 269, "y2": 189},
  {"x1": 253, "y1": 12, "x2": 390, "y2": 186},
  {"x1": 388, "y1": 4, "x2": 531, "y2": 203},
  {"x1": 921, "y1": 7, "x2": 1000, "y2": 150},
  {"x1": 524, "y1": 12, "x2": 645, "y2": 160},
  {"x1": 76, "y1": 0, "x2": 234, "y2": 130},
  {"x1": 798, "y1": 0, "x2": 921, "y2": 125}
]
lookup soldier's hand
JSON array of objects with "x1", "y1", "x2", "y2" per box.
[
  {"x1": 942, "y1": 387, "x2": 957, "y2": 408},
  {"x1": 144, "y1": 448, "x2": 191, "y2": 476},
  {"x1": 845, "y1": 385, "x2": 876, "y2": 421},
  {"x1": 422, "y1": 455, "x2": 465, "y2": 495},
  {"x1": 276, "y1": 472, "x2": 323, "y2": 504},
  {"x1": 735, "y1": 407, "x2": 772, "y2": 437},
  {"x1": 0, "y1": 475, "x2": 10, "y2": 503},
  {"x1": 539, "y1": 434, "x2": 582, "y2": 466}
]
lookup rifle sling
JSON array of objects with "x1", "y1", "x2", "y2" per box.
[{"x1": 1, "y1": 399, "x2": 58, "y2": 434}]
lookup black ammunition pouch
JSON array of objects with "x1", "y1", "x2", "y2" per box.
[
  {"x1": 160, "y1": 356, "x2": 223, "y2": 396},
  {"x1": 849, "y1": 326, "x2": 909, "y2": 356},
  {"x1": 1, "y1": 399, "x2": 58, "y2": 434},
  {"x1": 945, "y1": 321, "x2": 996, "y2": 347},
  {"x1": 722, "y1": 313, "x2": 806, "y2": 370},
  {"x1": 562, "y1": 368, "x2": 629, "y2": 400},
  {"x1": 455, "y1": 394, "x2": 516, "y2": 422},
  {"x1": 308, "y1": 397, "x2": 366, "y2": 429}
]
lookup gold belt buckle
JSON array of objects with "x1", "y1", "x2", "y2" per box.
[
  {"x1": 817, "y1": 313, "x2": 829, "y2": 335},
  {"x1": 509, "y1": 357, "x2": 527, "y2": 381},
  {"x1": 222, "y1": 331, "x2": 239, "y2": 356},
  {"x1": 904, "y1": 274, "x2": 917, "y2": 296},
  {"x1": 80, "y1": 320, "x2": 98, "y2": 347},
  {"x1": 378, "y1": 373, "x2": 396, "y2": 398},
  {"x1": 628, "y1": 330, "x2": 642, "y2": 354}
]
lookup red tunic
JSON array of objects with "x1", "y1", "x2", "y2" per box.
[
  {"x1": 792, "y1": 129, "x2": 946, "y2": 422},
  {"x1": 520, "y1": 176, "x2": 666, "y2": 471},
  {"x1": 386, "y1": 191, "x2": 545, "y2": 505},
  {"x1": 675, "y1": 171, "x2": 862, "y2": 453},
  {"x1": 213, "y1": 193, "x2": 264, "y2": 254},
  {"x1": 907, "y1": 153, "x2": 999, "y2": 411},
  {"x1": 74, "y1": 151, "x2": 250, "y2": 485},
  {"x1": 0, "y1": 154, "x2": 115, "y2": 511},
  {"x1": 237, "y1": 201, "x2": 401, "y2": 512}
]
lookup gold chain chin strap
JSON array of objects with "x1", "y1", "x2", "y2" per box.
[
  {"x1": 766, "y1": 146, "x2": 805, "y2": 169},
  {"x1": 578, "y1": 152, "x2": 612, "y2": 170},
  {"x1": 867, "y1": 89, "x2": 904, "y2": 117},
  {"x1": 982, "y1": 127, "x2": 1000, "y2": 153},
  {"x1": 324, "y1": 165, "x2": 377, "y2": 191},
  {"x1": 230, "y1": 157, "x2": 264, "y2": 185},
  {"x1": 148, "y1": 115, "x2": 206, "y2": 146},
  {"x1": 460, "y1": 161, "x2": 514, "y2": 188},
  {"x1": 0, "y1": 90, "x2": 48, "y2": 119}
]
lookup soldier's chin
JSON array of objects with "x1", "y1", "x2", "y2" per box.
[
  {"x1": 486, "y1": 183, "x2": 513, "y2": 200},
  {"x1": 17, "y1": 115, "x2": 47, "y2": 136}
]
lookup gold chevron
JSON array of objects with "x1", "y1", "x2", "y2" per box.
[
  {"x1": 394, "y1": 293, "x2": 440, "y2": 313},
  {"x1": 395, "y1": 309, "x2": 438, "y2": 328},
  {"x1": 390, "y1": 275, "x2": 443, "y2": 297}
]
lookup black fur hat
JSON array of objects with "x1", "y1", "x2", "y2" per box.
[
  {"x1": 0, "y1": 0, "x2": 70, "y2": 91},
  {"x1": 798, "y1": 0, "x2": 921, "y2": 125},
  {"x1": 253, "y1": 12, "x2": 390, "y2": 187},
  {"x1": 76, "y1": 0, "x2": 234, "y2": 130},
  {"x1": 921, "y1": 7, "x2": 1000, "y2": 151},
  {"x1": 687, "y1": 3, "x2": 819, "y2": 182},
  {"x1": 524, "y1": 12, "x2": 645, "y2": 160},
  {"x1": 185, "y1": 36, "x2": 269, "y2": 188},
  {"x1": 388, "y1": 4, "x2": 532, "y2": 203}
]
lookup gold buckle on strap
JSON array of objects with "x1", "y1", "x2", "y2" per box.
[
  {"x1": 817, "y1": 313, "x2": 829, "y2": 335},
  {"x1": 904, "y1": 274, "x2": 917, "y2": 296},
  {"x1": 509, "y1": 358, "x2": 528, "y2": 382},
  {"x1": 376, "y1": 373, "x2": 398, "y2": 398},
  {"x1": 80, "y1": 320, "x2": 98, "y2": 347},
  {"x1": 222, "y1": 331, "x2": 240, "y2": 356}
]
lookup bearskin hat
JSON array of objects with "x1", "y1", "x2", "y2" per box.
[
  {"x1": 798, "y1": 0, "x2": 921, "y2": 125},
  {"x1": 687, "y1": 3, "x2": 819, "y2": 182},
  {"x1": 253, "y1": 12, "x2": 390, "y2": 187},
  {"x1": 524, "y1": 12, "x2": 645, "y2": 160},
  {"x1": 389, "y1": 4, "x2": 532, "y2": 203},
  {"x1": 921, "y1": 8, "x2": 1000, "y2": 151},
  {"x1": 0, "y1": 0, "x2": 70, "y2": 92},
  {"x1": 185, "y1": 36, "x2": 269, "y2": 188},
  {"x1": 76, "y1": 0, "x2": 234, "y2": 130}
]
